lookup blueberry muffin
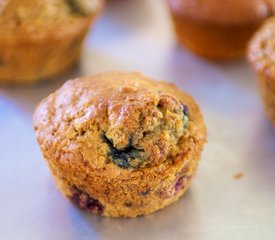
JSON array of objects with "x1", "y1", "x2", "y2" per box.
[
  {"x1": 33, "y1": 71, "x2": 206, "y2": 217},
  {"x1": 167, "y1": 0, "x2": 272, "y2": 59},
  {"x1": 248, "y1": 16, "x2": 275, "y2": 125},
  {"x1": 0, "y1": 0, "x2": 103, "y2": 84}
]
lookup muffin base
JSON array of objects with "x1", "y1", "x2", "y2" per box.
[
  {"x1": 169, "y1": 14, "x2": 263, "y2": 59},
  {"x1": 0, "y1": 36, "x2": 84, "y2": 85},
  {"x1": 49, "y1": 144, "x2": 202, "y2": 218}
]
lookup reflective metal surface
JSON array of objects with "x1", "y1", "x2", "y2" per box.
[{"x1": 1, "y1": 0, "x2": 275, "y2": 239}]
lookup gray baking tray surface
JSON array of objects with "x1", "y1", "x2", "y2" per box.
[{"x1": 0, "y1": 1, "x2": 275, "y2": 239}]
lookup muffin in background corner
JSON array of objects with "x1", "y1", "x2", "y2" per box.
[
  {"x1": 0, "y1": 0, "x2": 103, "y2": 84},
  {"x1": 167, "y1": 0, "x2": 272, "y2": 59},
  {"x1": 33, "y1": 71, "x2": 206, "y2": 217},
  {"x1": 248, "y1": 16, "x2": 275, "y2": 125}
]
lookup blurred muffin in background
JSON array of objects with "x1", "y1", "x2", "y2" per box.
[
  {"x1": 167, "y1": 0, "x2": 273, "y2": 59},
  {"x1": 0, "y1": 0, "x2": 103, "y2": 85},
  {"x1": 248, "y1": 16, "x2": 275, "y2": 125}
]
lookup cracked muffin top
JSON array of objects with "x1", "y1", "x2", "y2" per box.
[
  {"x1": 0, "y1": 0, "x2": 103, "y2": 40},
  {"x1": 248, "y1": 16, "x2": 275, "y2": 79},
  {"x1": 34, "y1": 72, "x2": 206, "y2": 171},
  {"x1": 167, "y1": 0, "x2": 272, "y2": 24}
]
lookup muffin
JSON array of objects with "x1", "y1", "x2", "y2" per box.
[
  {"x1": 33, "y1": 71, "x2": 206, "y2": 217},
  {"x1": 166, "y1": 0, "x2": 272, "y2": 59},
  {"x1": 0, "y1": 0, "x2": 103, "y2": 84},
  {"x1": 248, "y1": 17, "x2": 275, "y2": 125}
]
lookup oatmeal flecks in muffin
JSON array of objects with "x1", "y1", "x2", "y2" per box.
[{"x1": 34, "y1": 72, "x2": 206, "y2": 217}]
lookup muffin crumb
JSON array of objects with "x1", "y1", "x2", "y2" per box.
[{"x1": 233, "y1": 172, "x2": 244, "y2": 180}]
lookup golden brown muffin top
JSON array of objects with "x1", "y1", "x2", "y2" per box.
[
  {"x1": 248, "y1": 16, "x2": 275, "y2": 80},
  {"x1": 167, "y1": 0, "x2": 273, "y2": 24},
  {"x1": 33, "y1": 72, "x2": 206, "y2": 172},
  {"x1": 0, "y1": 0, "x2": 102, "y2": 41}
]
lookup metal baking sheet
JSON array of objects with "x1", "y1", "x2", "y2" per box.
[{"x1": 1, "y1": 0, "x2": 275, "y2": 239}]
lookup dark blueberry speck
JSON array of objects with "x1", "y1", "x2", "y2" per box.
[
  {"x1": 71, "y1": 187, "x2": 104, "y2": 214},
  {"x1": 175, "y1": 177, "x2": 187, "y2": 192},
  {"x1": 141, "y1": 189, "x2": 151, "y2": 196},
  {"x1": 66, "y1": 0, "x2": 87, "y2": 16},
  {"x1": 124, "y1": 202, "x2": 133, "y2": 208},
  {"x1": 102, "y1": 135, "x2": 144, "y2": 169},
  {"x1": 180, "y1": 101, "x2": 189, "y2": 116}
]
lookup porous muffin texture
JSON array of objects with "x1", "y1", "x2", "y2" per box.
[
  {"x1": 0, "y1": 0, "x2": 102, "y2": 84},
  {"x1": 248, "y1": 16, "x2": 275, "y2": 125},
  {"x1": 33, "y1": 72, "x2": 206, "y2": 217},
  {"x1": 167, "y1": 0, "x2": 272, "y2": 59}
]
